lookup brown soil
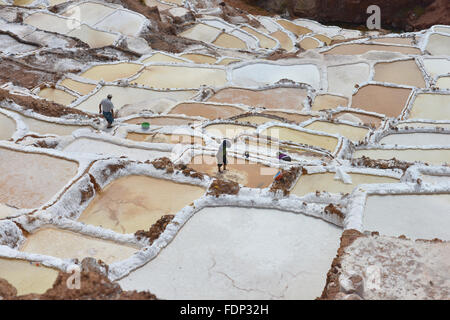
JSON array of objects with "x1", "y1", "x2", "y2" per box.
[
  {"x1": 352, "y1": 155, "x2": 413, "y2": 171},
  {"x1": 244, "y1": 0, "x2": 450, "y2": 31},
  {"x1": 318, "y1": 229, "x2": 364, "y2": 300},
  {"x1": 266, "y1": 50, "x2": 303, "y2": 60},
  {"x1": 269, "y1": 166, "x2": 300, "y2": 196},
  {"x1": 0, "y1": 88, "x2": 93, "y2": 119},
  {"x1": 135, "y1": 214, "x2": 175, "y2": 243},
  {"x1": 151, "y1": 157, "x2": 204, "y2": 180},
  {"x1": 207, "y1": 179, "x2": 240, "y2": 197},
  {"x1": 223, "y1": 0, "x2": 273, "y2": 16},
  {"x1": 323, "y1": 203, "x2": 345, "y2": 219},
  {"x1": 2, "y1": 258, "x2": 157, "y2": 300}
]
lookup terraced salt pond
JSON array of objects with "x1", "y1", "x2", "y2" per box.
[
  {"x1": 351, "y1": 85, "x2": 412, "y2": 118},
  {"x1": 0, "y1": 258, "x2": 58, "y2": 295},
  {"x1": 0, "y1": 112, "x2": 15, "y2": 140},
  {"x1": 324, "y1": 44, "x2": 421, "y2": 55},
  {"x1": 63, "y1": 138, "x2": 170, "y2": 162},
  {"x1": 232, "y1": 115, "x2": 283, "y2": 125},
  {"x1": 142, "y1": 53, "x2": 186, "y2": 64},
  {"x1": 118, "y1": 207, "x2": 342, "y2": 299},
  {"x1": 363, "y1": 194, "x2": 450, "y2": 240},
  {"x1": 123, "y1": 116, "x2": 197, "y2": 126},
  {"x1": 212, "y1": 33, "x2": 247, "y2": 49},
  {"x1": 231, "y1": 63, "x2": 320, "y2": 88},
  {"x1": 270, "y1": 31, "x2": 293, "y2": 51},
  {"x1": 189, "y1": 155, "x2": 276, "y2": 188},
  {"x1": 311, "y1": 94, "x2": 348, "y2": 111},
  {"x1": 425, "y1": 34, "x2": 450, "y2": 56},
  {"x1": 373, "y1": 60, "x2": 426, "y2": 87},
  {"x1": 79, "y1": 175, "x2": 205, "y2": 234},
  {"x1": 10, "y1": 111, "x2": 92, "y2": 136},
  {"x1": 208, "y1": 87, "x2": 308, "y2": 110},
  {"x1": 0, "y1": 148, "x2": 78, "y2": 209},
  {"x1": 353, "y1": 148, "x2": 450, "y2": 165},
  {"x1": 74, "y1": 86, "x2": 196, "y2": 114},
  {"x1": 291, "y1": 172, "x2": 399, "y2": 196},
  {"x1": 127, "y1": 133, "x2": 204, "y2": 145},
  {"x1": 262, "y1": 111, "x2": 311, "y2": 124},
  {"x1": 133, "y1": 66, "x2": 227, "y2": 88},
  {"x1": 60, "y1": 78, "x2": 97, "y2": 95},
  {"x1": 261, "y1": 126, "x2": 339, "y2": 152},
  {"x1": 304, "y1": 121, "x2": 369, "y2": 142},
  {"x1": 379, "y1": 133, "x2": 450, "y2": 146},
  {"x1": 38, "y1": 88, "x2": 77, "y2": 106},
  {"x1": 21, "y1": 227, "x2": 138, "y2": 264},
  {"x1": 331, "y1": 111, "x2": 383, "y2": 127},
  {"x1": 80, "y1": 63, "x2": 142, "y2": 82},
  {"x1": 205, "y1": 123, "x2": 255, "y2": 139},
  {"x1": 407, "y1": 94, "x2": 450, "y2": 120},
  {"x1": 180, "y1": 53, "x2": 217, "y2": 64},
  {"x1": 168, "y1": 102, "x2": 243, "y2": 120},
  {"x1": 327, "y1": 63, "x2": 370, "y2": 96}
]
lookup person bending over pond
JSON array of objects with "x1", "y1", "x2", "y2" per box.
[
  {"x1": 216, "y1": 139, "x2": 231, "y2": 173},
  {"x1": 99, "y1": 94, "x2": 115, "y2": 129}
]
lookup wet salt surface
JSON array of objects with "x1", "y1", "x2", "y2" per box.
[
  {"x1": 0, "y1": 147, "x2": 78, "y2": 209},
  {"x1": 21, "y1": 227, "x2": 138, "y2": 264},
  {"x1": 408, "y1": 94, "x2": 450, "y2": 121},
  {"x1": 304, "y1": 121, "x2": 369, "y2": 142},
  {"x1": 63, "y1": 137, "x2": 170, "y2": 162},
  {"x1": 208, "y1": 87, "x2": 308, "y2": 111},
  {"x1": 0, "y1": 112, "x2": 15, "y2": 141},
  {"x1": 379, "y1": 133, "x2": 450, "y2": 146},
  {"x1": 189, "y1": 155, "x2": 276, "y2": 188},
  {"x1": 291, "y1": 172, "x2": 398, "y2": 196},
  {"x1": 353, "y1": 148, "x2": 450, "y2": 165},
  {"x1": 231, "y1": 63, "x2": 320, "y2": 88},
  {"x1": 118, "y1": 207, "x2": 342, "y2": 299},
  {"x1": 262, "y1": 126, "x2": 339, "y2": 152},
  {"x1": 363, "y1": 194, "x2": 450, "y2": 240},
  {"x1": 0, "y1": 258, "x2": 59, "y2": 295},
  {"x1": 79, "y1": 175, "x2": 205, "y2": 234}
]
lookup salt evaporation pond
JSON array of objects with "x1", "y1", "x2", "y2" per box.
[
  {"x1": 60, "y1": 78, "x2": 97, "y2": 95},
  {"x1": 212, "y1": 33, "x2": 247, "y2": 49},
  {"x1": 80, "y1": 63, "x2": 142, "y2": 82},
  {"x1": 134, "y1": 66, "x2": 227, "y2": 88},
  {"x1": 304, "y1": 121, "x2": 369, "y2": 142},
  {"x1": 189, "y1": 155, "x2": 276, "y2": 188},
  {"x1": 324, "y1": 43, "x2": 421, "y2": 55},
  {"x1": 231, "y1": 63, "x2": 320, "y2": 88},
  {"x1": 0, "y1": 112, "x2": 15, "y2": 140},
  {"x1": 168, "y1": 102, "x2": 243, "y2": 120},
  {"x1": 270, "y1": 30, "x2": 293, "y2": 51},
  {"x1": 262, "y1": 111, "x2": 311, "y2": 124},
  {"x1": 0, "y1": 258, "x2": 58, "y2": 295},
  {"x1": 241, "y1": 26, "x2": 277, "y2": 49},
  {"x1": 373, "y1": 60, "x2": 426, "y2": 88},
  {"x1": 205, "y1": 123, "x2": 255, "y2": 139},
  {"x1": 21, "y1": 227, "x2": 138, "y2": 264},
  {"x1": 0, "y1": 148, "x2": 78, "y2": 209},
  {"x1": 74, "y1": 86, "x2": 196, "y2": 113},
  {"x1": 353, "y1": 148, "x2": 450, "y2": 165},
  {"x1": 408, "y1": 94, "x2": 450, "y2": 120},
  {"x1": 118, "y1": 207, "x2": 342, "y2": 299},
  {"x1": 379, "y1": 133, "x2": 450, "y2": 146},
  {"x1": 351, "y1": 85, "x2": 412, "y2": 118},
  {"x1": 311, "y1": 94, "x2": 348, "y2": 111},
  {"x1": 38, "y1": 88, "x2": 77, "y2": 106},
  {"x1": 425, "y1": 34, "x2": 450, "y2": 56},
  {"x1": 124, "y1": 116, "x2": 196, "y2": 126},
  {"x1": 127, "y1": 133, "x2": 204, "y2": 145},
  {"x1": 63, "y1": 138, "x2": 170, "y2": 162},
  {"x1": 291, "y1": 172, "x2": 399, "y2": 196},
  {"x1": 79, "y1": 175, "x2": 205, "y2": 234},
  {"x1": 261, "y1": 126, "x2": 339, "y2": 152},
  {"x1": 436, "y1": 77, "x2": 450, "y2": 89},
  {"x1": 363, "y1": 194, "x2": 450, "y2": 240},
  {"x1": 208, "y1": 87, "x2": 308, "y2": 110},
  {"x1": 331, "y1": 111, "x2": 383, "y2": 128},
  {"x1": 327, "y1": 63, "x2": 370, "y2": 96}
]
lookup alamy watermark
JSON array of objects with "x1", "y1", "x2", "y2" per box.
[{"x1": 367, "y1": 5, "x2": 381, "y2": 30}]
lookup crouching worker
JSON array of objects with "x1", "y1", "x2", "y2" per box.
[
  {"x1": 99, "y1": 94, "x2": 115, "y2": 129},
  {"x1": 216, "y1": 139, "x2": 231, "y2": 173},
  {"x1": 278, "y1": 151, "x2": 291, "y2": 162}
]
